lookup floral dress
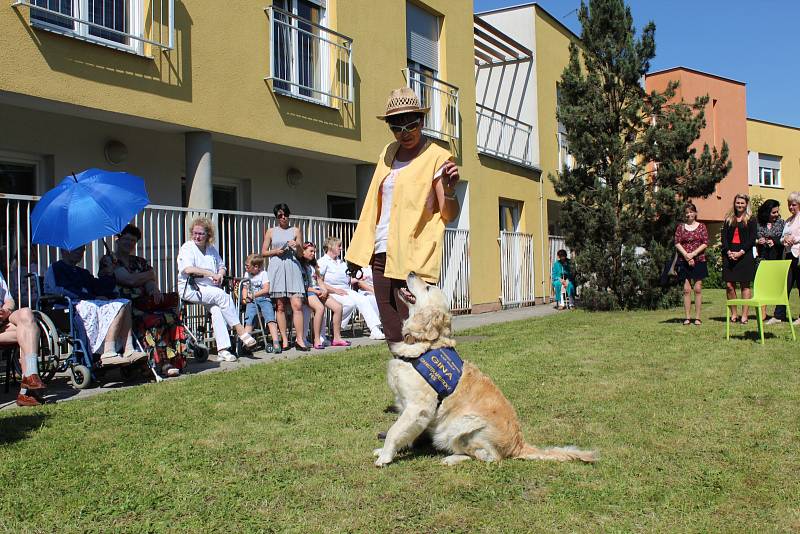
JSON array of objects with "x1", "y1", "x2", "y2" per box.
[{"x1": 103, "y1": 253, "x2": 186, "y2": 370}]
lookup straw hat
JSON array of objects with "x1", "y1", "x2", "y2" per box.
[{"x1": 376, "y1": 87, "x2": 429, "y2": 120}]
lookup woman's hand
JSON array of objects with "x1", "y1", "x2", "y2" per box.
[
  {"x1": 286, "y1": 239, "x2": 298, "y2": 249},
  {"x1": 687, "y1": 258, "x2": 695, "y2": 267},
  {"x1": 766, "y1": 239, "x2": 774, "y2": 247},
  {"x1": 333, "y1": 287, "x2": 348, "y2": 296},
  {"x1": 152, "y1": 287, "x2": 164, "y2": 304},
  {"x1": 319, "y1": 287, "x2": 328, "y2": 299},
  {"x1": 210, "y1": 273, "x2": 223, "y2": 286}
]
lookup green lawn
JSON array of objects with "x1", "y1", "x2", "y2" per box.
[{"x1": 2, "y1": 289, "x2": 799, "y2": 532}]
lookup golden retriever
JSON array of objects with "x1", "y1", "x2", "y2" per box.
[{"x1": 374, "y1": 272, "x2": 596, "y2": 467}]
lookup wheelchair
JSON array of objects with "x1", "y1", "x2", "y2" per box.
[
  {"x1": 31, "y1": 275, "x2": 152, "y2": 389},
  {"x1": 231, "y1": 277, "x2": 275, "y2": 355}
]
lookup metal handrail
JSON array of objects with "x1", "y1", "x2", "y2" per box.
[
  {"x1": 404, "y1": 68, "x2": 460, "y2": 141},
  {"x1": 13, "y1": 0, "x2": 174, "y2": 51}
]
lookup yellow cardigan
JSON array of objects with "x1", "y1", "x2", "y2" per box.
[{"x1": 346, "y1": 140, "x2": 453, "y2": 283}]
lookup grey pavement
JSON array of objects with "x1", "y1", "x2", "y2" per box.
[{"x1": 0, "y1": 303, "x2": 560, "y2": 411}]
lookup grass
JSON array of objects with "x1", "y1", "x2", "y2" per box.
[{"x1": 2, "y1": 289, "x2": 799, "y2": 533}]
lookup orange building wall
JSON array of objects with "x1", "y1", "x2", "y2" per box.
[{"x1": 646, "y1": 68, "x2": 748, "y2": 222}]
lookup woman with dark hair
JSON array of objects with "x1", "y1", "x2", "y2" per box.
[
  {"x1": 101, "y1": 224, "x2": 184, "y2": 377},
  {"x1": 261, "y1": 203, "x2": 308, "y2": 351},
  {"x1": 722, "y1": 193, "x2": 758, "y2": 323},
  {"x1": 345, "y1": 87, "x2": 460, "y2": 350},
  {"x1": 755, "y1": 199, "x2": 784, "y2": 324},
  {"x1": 674, "y1": 202, "x2": 709, "y2": 325}
]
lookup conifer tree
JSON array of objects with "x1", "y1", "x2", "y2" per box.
[{"x1": 552, "y1": 0, "x2": 731, "y2": 310}]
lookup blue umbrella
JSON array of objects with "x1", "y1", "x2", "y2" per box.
[{"x1": 31, "y1": 168, "x2": 150, "y2": 251}]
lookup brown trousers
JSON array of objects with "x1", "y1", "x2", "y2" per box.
[{"x1": 370, "y1": 253, "x2": 408, "y2": 343}]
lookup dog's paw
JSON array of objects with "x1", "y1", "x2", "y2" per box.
[
  {"x1": 373, "y1": 447, "x2": 383, "y2": 457},
  {"x1": 442, "y1": 454, "x2": 471, "y2": 466},
  {"x1": 374, "y1": 456, "x2": 392, "y2": 468}
]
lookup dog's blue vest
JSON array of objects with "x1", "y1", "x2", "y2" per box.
[{"x1": 410, "y1": 347, "x2": 463, "y2": 399}]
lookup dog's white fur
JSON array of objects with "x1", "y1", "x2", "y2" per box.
[{"x1": 375, "y1": 273, "x2": 596, "y2": 467}]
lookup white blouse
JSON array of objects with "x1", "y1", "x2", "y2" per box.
[{"x1": 177, "y1": 241, "x2": 225, "y2": 288}]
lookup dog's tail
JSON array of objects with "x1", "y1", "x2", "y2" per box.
[{"x1": 514, "y1": 443, "x2": 597, "y2": 463}]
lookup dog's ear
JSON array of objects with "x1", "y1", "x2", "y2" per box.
[{"x1": 418, "y1": 306, "x2": 447, "y2": 342}]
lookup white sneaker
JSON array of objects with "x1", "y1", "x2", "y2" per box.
[
  {"x1": 369, "y1": 328, "x2": 386, "y2": 340},
  {"x1": 217, "y1": 350, "x2": 237, "y2": 362},
  {"x1": 765, "y1": 317, "x2": 782, "y2": 325}
]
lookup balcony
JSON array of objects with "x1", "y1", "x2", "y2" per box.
[
  {"x1": 405, "y1": 67, "x2": 460, "y2": 142},
  {"x1": 265, "y1": 5, "x2": 353, "y2": 107},
  {"x1": 14, "y1": 0, "x2": 174, "y2": 55},
  {"x1": 476, "y1": 104, "x2": 535, "y2": 168}
]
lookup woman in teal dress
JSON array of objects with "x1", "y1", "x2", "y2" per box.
[{"x1": 552, "y1": 249, "x2": 575, "y2": 309}]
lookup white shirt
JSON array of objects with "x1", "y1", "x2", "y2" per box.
[
  {"x1": 177, "y1": 241, "x2": 225, "y2": 288},
  {"x1": 374, "y1": 160, "x2": 446, "y2": 254},
  {"x1": 0, "y1": 272, "x2": 9, "y2": 304},
  {"x1": 244, "y1": 270, "x2": 270, "y2": 295},
  {"x1": 318, "y1": 254, "x2": 350, "y2": 290}
]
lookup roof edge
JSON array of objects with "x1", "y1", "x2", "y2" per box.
[
  {"x1": 747, "y1": 117, "x2": 800, "y2": 132},
  {"x1": 646, "y1": 66, "x2": 746, "y2": 86}
]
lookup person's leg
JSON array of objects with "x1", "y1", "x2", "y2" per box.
[
  {"x1": 349, "y1": 290, "x2": 382, "y2": 331},
  {"x1": 307, "y1": 295, "x2": 325, "y2": 347},
  {"x1": 693, "y1": 280, "x2": 703, "y2": 323},
  {"x1": 209, "y1": 306, "x2": 231, "y2": 351},
  {"x1": 331, "y1": 292, "x2": 356, "y2": 330},
  {"x1": 275, "y1": 298, "x2": 289, "y2": 348},
  {"x1": 289, "y1": 295, "x2": 308, "y2": 348},
  {"x1": 244, "y1": 302, "x2": 257, "y2": 335},
  {"x1": 682, "y1": 278, "x2": 692, "y2": 322},
  {"x1": 324, "y1": 296, "x2": 344, "y2": 342},
  {"x1": 726, "y1": 281, "x2": 738, "y2": 320},
  {"x1": 258, "y1": 298, "x2": 281, "y2": 349},
  {"x1": 741, "y1": 283, "x2": 752, "y2": 321},
  {"x1": 567, "y1": 281, "x2": 576, "y2": 308},
  {"x1": 8, "y1": 308, "x2": 38, "y2": 360},
  {"x1": 103, "y1": 303, "x2": 128, "y2": 354},
  {"x1": 371, "y1": 253, "x2": 408, "y2": 344},
  {"x1": 0, "y1": 317, "x2": 43, "y2": 395},
  {"x1": 553, "y1": 280, "x2": 563, "y2": 308}
]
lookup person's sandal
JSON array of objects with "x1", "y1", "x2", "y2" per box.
[
  {"x1": 694, "y1": 319, "x2": 702, "y2": 326},
  {"x1": 683, "y1": 319, "x2": 691, "y2": 325},
  {"x1": 238, "y1": 333, "x2": 257, "y2": 349},
  {"x1": 331, "y1": 339, "x2": 351, "y2": 347},
  {"x1": 272, "y1": 343, "x2": 282, "y2": 354}
]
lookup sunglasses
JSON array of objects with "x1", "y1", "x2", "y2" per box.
[
  {"x1": 388, "y1": 119, "x2": 421, "y2": 134},
  {"x1": 302, "y1": 241, "x2": 316, "y2": 249}
]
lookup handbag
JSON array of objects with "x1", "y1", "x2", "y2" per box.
[
  {"x1": 134, "y1": 292, "x2": 180, "y2": 312},
  {"x1": 660, "y1": 252, "x2": 679, "y2": 287}
]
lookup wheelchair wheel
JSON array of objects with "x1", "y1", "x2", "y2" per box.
[
  {"x1": 70, "y1": 364, "x2": 92, "y2": 389},
  {"x1": 188, "y1": 340, "x2": 209, "y2": 363},
  {"x1": 33, "y1": 311, "x2": 61, "y2": 382}
]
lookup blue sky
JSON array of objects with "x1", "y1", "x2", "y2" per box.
[{"x1": 474, "y1": 0, "x2": 800, "y2": 127}]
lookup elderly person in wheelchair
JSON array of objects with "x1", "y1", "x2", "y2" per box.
[
  {"x1": 177, "y1": 217, "x2": 257, "y2": 362},
  {"x1": 100, "y1": 224, "x2": 184, "y2": 378},
  {"x1": 0, "y1": 271, "x2": 46, "y2": 406},
  {"x1": 44, "y1": 246, "x2": 147, "y2": 367}
]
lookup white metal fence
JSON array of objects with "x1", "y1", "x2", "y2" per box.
[
  {"x1": 499, "y1": 231, "x2": 536, "y2": 308},
  {"x1": 266, "y1": 5, "x2": 353, "y2": 106},
  {"x1": 14, "y1": 0, "x2": 174, "y2": 54},
  {"x1": 405, "y1": 67, "x2": 460, "y2": 142},
  {"x1": 1, "y1": 195, "x2": 470, "y2": 313},
  {"x1": 476, "y1": 104, "x2": 534, "y2": 168}
]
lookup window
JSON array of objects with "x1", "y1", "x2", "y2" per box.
[
  {"x1": 556, "y1": 85, "x2": 574, "y2": 171},
  {"x1": 0, "y1": 162, "x2": 37, "y2": 196},
  {"x1": 499, "y1": 199, "x2": 521, "y2": 233},
  {"x1": 758, "y1": 154, "x2": 782, "y2": 188},
  {"x1": 29, "y1": 0, "x2": 144, "y2": 52},
  {"x1": 272, "y1": 0, "x2": 324, "y2": 100},
  {"x1": 327, "y1": 194, "x2": 356, "y2": 220}
]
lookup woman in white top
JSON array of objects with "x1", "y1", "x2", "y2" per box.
[
  {"x1": 177, "y1": 217, "x2": 257, "y2": 362},
  {"x1": 776, "y1": 192, "x2": 800, "y2": 325},
  {"x1": 318, "y1": 236, "x2": 384, "y2": 340}
]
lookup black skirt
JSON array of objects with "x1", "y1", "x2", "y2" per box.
[
  {"x1": 723, "y1": 248, "x2": 756, "y2": 283},
  {"x1": 677, "y1": 259, "x2": 708, "y2": 281}
]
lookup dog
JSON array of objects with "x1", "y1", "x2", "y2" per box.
[{"x1": 374, "y1": 272, "x2": 596, "y2": 467}]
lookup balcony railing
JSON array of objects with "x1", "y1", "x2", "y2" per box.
[
  {"x1": 405, "y1": 67, "x2": 460, "y2": 142},
  {"x1": 499, "y1": 231, "x2": 536, "y2": 308},
  {"x1": 1, "y1": 195, "x2": 470, "y2": 313},
  {"x1": 13, "y1": 0, "x2": 174, "y2": 55},
  {"x1": 476, "y1": 104, "x2": 534, "y2": 168},
  {"x1": 266, "y1": 5, "x2": 353, "y2": 106}
]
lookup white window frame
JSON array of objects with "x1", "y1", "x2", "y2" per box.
[
  {"x1": 0, "y1": 150, "x2": 48, "y2": 196},
  {"x1": 499, "y1": 199, "x2": 522, "y2": 233},
  {"x1": 212, "y1": 176, "x2": 251, "y2": 212},
  {"x1": 26, "y1": 0, "x2": 145, "y2": 55},
  {"x1": 271, "y1": 0, "x2": 332, "y2": 107},
  {"x1": 557, "y1": 132, "x2": 574, "y2": 171},
  {"x1": 758, "y1": 167, "x2": 781, "y2": 188}
]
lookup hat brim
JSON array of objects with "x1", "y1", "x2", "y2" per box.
[{"x1": 376, "y1": 107, "x2": 430, "y2": 120}]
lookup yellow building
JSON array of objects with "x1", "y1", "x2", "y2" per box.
[
  {"x1": 747, "y1": 118, "x2": 800, "y2": 216},
  {"x1": 0, "y1": 0, "x2": 578, "y2": 313}
]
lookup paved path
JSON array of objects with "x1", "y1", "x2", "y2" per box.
[{"x1": 0, "y1": 304, "x2": 560, "y2": 410}]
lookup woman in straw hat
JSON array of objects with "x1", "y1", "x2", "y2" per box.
[{"x1": 345, "y1": 87, "x2": 460, "y2": 348}]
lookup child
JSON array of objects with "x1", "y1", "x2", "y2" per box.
[
  {"x1": 299, "y1": 242, "x2": 350, "y2": 348},
  {"x1": 242, "y1": 254, "x2": 281, "y2": 353}
]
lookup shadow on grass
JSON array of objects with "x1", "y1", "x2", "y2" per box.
[
  {"x1": 727, "y1": 330, "x2": 778, "y2": 342},
  {"x1": 660, "y1": 318, "x2": 692, "y2": 324},
  {"x1": 0, "y1": 412, "x2": 48, "y2": 445}
]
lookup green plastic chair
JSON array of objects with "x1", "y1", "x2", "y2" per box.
[{"x1": 726, "y1": 259, "x2": 796, "y2": 344}]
